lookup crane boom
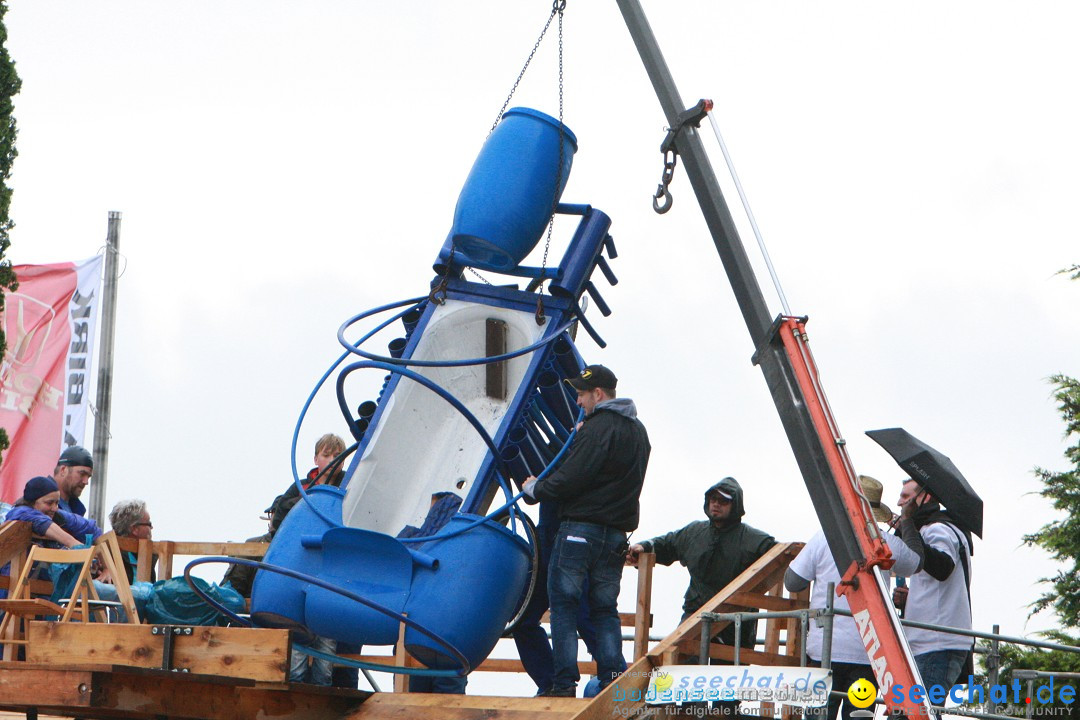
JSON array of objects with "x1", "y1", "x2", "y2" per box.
[{"x1": 615, "y1": 0, "x2": 933, "y2": 714}]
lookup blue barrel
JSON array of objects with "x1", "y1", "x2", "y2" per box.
[
  {"x1": 443, "y1": 108, "x2": 578, "y2": 272},
  {"x1": 403, "y1": 514, "x2": 531, "y2": 670},
  {"x1": 250, "y1": 485, "x2": 343, "y2": 632}
]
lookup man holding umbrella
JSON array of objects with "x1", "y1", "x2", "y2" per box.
[
  {"x1": 868, "y1": 426, "x2": 980, "y2": 693},
  {"x1": 893, "y1": 478, "x2": 974, "y2": 691}
]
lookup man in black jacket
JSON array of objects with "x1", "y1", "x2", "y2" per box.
[{"x1": 523, "y1": 364, "x2": 650, "y2": 697}]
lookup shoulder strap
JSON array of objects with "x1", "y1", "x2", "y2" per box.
[{"x1": 942, "y1": 523, "x2": 972, "y2": 604}]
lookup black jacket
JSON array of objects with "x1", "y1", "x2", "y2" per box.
[
  {"x1": 534, "y1": 398, "x2": 650, "y2": 531},
  {"x1": 642, "y1": 477, "x2": 776, "y2": 646}
]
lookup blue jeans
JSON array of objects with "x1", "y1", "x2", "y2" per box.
[
  {"x1": 514, "y1": 518, "x2": 605, "y2": 694},
  {"x1": 547, "y1": 521, "x2": 626, "y2": 691},
  {"x1": 915, "y1": 649, "x2": 967, "y2": 693},
  {"x1": 290, "y1": 635, "x2": 337, "y2": 685}
]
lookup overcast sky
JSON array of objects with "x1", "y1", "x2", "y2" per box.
[{"x1": 7, "y1": 1, "x2": 1080, "y2": 695}]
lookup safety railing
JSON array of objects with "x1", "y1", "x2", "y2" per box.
[{"x1": 698, "y1": 581, "x2": 1080, "y2": 720}]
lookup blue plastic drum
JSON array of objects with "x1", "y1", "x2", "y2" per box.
[
  {"x1": 403, "y1": 514, "x2": 531, "y2": 670},
  {"x1": 250, "y1": 485, "x2": 343, "y2": 632},
  {"x1": 444, "y1": 107, "x2": 578, "y2": 272}
]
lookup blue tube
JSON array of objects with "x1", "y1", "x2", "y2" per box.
[
  {"x1": 336, "y1": 297, "x2": 578, "y2": 369},
  {"x1": 530, "y1": 398, "x2": 569, "y2": 442},
  {"x1": 288, "y1": 299, "x2": 426, "y2": 527}
]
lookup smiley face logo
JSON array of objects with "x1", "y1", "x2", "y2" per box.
[
  {"x1": 847, "y1": 678, "x2": 876, "y2": 709},
  {"x1": 652, "y1": 672, "x2": 673, "y2": 693}
]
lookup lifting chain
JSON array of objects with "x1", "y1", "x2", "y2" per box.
[
  {"x1": 535, "y1": 0, "x2": 565, "y2": 326},
  {"x1": 436, "y1": 1, "x2": 567, "y2": 316}
]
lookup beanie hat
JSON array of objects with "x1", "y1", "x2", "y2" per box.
[{"x1": 23, "y1": 476, "x2": 59, "y2": 503}]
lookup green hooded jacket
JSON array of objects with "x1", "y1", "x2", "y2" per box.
[{"x1": 641, "y1": 477, "x2": 775, "y2": 647}]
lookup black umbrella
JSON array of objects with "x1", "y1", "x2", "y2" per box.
[{"x1": 865, "y1": 427, "x2": 983, "y2": 538}]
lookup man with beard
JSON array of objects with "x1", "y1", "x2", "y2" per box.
[
  {"x1": 54, "y1": 446, "x2": 93, "y2": 517},
  {"x1": 627, "y1": 477, "x2": 776, "y2": 644},
  {"x1": 627, "y1": 477, "x2": 775, "y2": 715},
  {"x1": 523, "y1": 364, "x2": 651, "y2": 698},
  {"x1": 892, "y1": 478, "x2": 973, "y2": 692}
]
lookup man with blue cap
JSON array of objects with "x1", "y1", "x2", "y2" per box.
[{"x1": 54, "y1": 445, "x2": 93, "y2": 516}]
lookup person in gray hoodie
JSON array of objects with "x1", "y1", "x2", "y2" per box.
[
  {"x1": 523, "y1": 364, "x2": 651, "y2": 697},
  {"x1": 627, "y1": 477, "x2": 776, "y2": 648}
]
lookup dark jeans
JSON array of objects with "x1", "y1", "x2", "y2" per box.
[
  {"x1": 915, "y1": 649, "x2": 967, "y2": 693},
  {"x1": 808, "y1": 660, "x2": 876, "y2": 720},
  {"x1": 331, "y1": 641, "x2": 361, "y2": 689},
  {"x1": 548, "y1": 521, "x2": 626, "y2": 692},
  {"x1": 409, "y1": 674, "x2": 467, "y2": 694},
  {"x1": 514, "y1": 520, "x2": 604, "y2": 694}
]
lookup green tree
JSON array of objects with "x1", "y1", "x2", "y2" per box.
[
  {"x1": 0, "y1": 1, "x2": 18, "y2": 455},
  {"x1": 989, "y1": 269, "x2": 1080, "y2": 716}
]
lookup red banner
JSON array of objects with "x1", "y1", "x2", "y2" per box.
[{"x1": 0, "y1": 257, "x2": 102, "y2": 503}]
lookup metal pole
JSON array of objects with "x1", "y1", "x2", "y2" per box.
[
  {"x1": 821, "y1": 582, "x2": 835, "y2": 669},
  {"x1": 699, "y1": 617, "x2": 711, "y2": 666},
  {"x1": 614, "y1": 0, "x2": 865, "y2": 580},
  {"x1": 89, "y1": 211, "x2": 121, "y2": 524},
  {"x1": 988, "y1": 624, "x2": 1000, "y2": 715}
]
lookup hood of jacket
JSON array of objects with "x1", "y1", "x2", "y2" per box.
[
  {"x1": 593, "y1": 397, "x2": 638, "y2": 419},
  {"x1": 703, "y1": 476, "x2": 746, "y2": 523}
]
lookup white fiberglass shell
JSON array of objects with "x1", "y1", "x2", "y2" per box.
[{"x1": 340, "y1": 298, "x2": 544, "y2": 535}]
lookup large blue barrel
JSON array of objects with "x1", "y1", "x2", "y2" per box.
[
  {"x1": 403, "y1": 515, "x2": 531, "y2": 670},
  {"x1": 250, "y1": 485, "x2": 343, "y2": 631},
  {"x1": 444, "y1": 108, "x2": 578, "y2": 272}
]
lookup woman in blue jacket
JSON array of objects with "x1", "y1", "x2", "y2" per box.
[{"x1": 5, "y1": 475, "x2": 103, "y2": 548}]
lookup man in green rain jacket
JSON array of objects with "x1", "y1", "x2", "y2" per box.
[{"x1": 627, "y1": 477, "x2": 775, "y2": 648}]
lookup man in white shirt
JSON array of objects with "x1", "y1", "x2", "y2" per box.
[
  {"x1": 785, "y1": 476, "x2": 924, "y2": 720},
  {"x1": 893, "y1": 478, "x2": 974, "y2": 693}
]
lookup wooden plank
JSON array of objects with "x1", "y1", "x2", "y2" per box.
[
  {"x1": 0, "y1": 598, "x2": 70, "y2": 617},
  {"x1": 539, "y1": 611, "x2": 645, "y2": 628},
  {"x1": 0, "y1": 666, "x2": 97, "y2": 707},
  {"x1": 0, "y1": 575, "x2": 52, "y2": 594},
  {"x1": 633, "y1": 552, "x2": 654, "y2": 660},
  {"x1": 648, "y1": 543, "x2": 802, "y2": 659},
  {"x1": 26, "y1": 622, "x2": 290, "y2": 683},
  {"x1": 167, "y1": 541, "x2": 271, "y2": 556},
  {"x1": 15, "y1": 665, "x2": 366, "y2": 720},
  {"x1": 135, "y1": 538, "x2": 152, "y2": 583},
  {"x1": 760, "y1": 581, "x2": 783, "y2": 717},
  {"x1": 475, "y1": 658, "x2": 598, "y2": 675},
  {"x1": 0, "y1": 522, "x2": 31, "y2": 568},
  {"x1": 114, "y1": 539, "x2": 270, "y2": 557},
  {"x1": 683, "y1": 640, "x2": 797, "y2": 666},
  {"x1": 352, "y1": 693, "x2": 584, "y2": 720},
  {"x1": 159, "y1": 539, "x2": 175, "y2": 579},
  {"x1": 725, "y1": 590, "x2": 806, "y2": 612},
  {"x1": 96, "y1": 532, "x2": 140, "y2": 623}
]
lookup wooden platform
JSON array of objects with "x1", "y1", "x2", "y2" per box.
[
  {"x1": 0, "y1": 662, "x2": 371, "y2": 720},
  {"x1": 0, "y1": 518, "x2": 807, "y2": 720}
]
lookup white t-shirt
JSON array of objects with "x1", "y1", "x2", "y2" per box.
[
  {"x1": 788, "y1": 529, "x2": 921, "y2": 663},
  {"x1": 904, "y1": 522, "x2": 973, "y2": 655}
]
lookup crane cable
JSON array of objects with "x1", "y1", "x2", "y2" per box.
[{"x1": 705, "y1": 107, "x2": 792, "y2": 316}]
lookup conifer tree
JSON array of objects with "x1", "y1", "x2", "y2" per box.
[{"x1": 0, "y1": 1, "x2": 21, "y2": 455}]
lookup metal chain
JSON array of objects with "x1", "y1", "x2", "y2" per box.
[
  {"x1": 535, "y1": 0, "x2": 565, "y2": 326},
  {"x1": 432, "y1": 0, "x2": 565, "y2": 301},
  {"x1": 489, "y1": 0, "x2": 563, "y2": 137},
  {"x1": 652, "y1": 149, "x2": 677, "y2": 214}
]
